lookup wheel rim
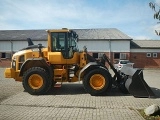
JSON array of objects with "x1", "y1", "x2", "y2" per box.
[
  {"x1": 28, "y1": 74, "x2": 43, "y2": 89},
  {"x1": 89, "y1": 74, "x2": 106, "y2": 90}
]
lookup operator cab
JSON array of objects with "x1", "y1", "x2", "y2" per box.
[{"x1": 49, "y1": 29, "x2": 78, "y2": 59}]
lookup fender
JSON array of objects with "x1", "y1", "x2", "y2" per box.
[
  {"x1": 19, "y1": 58, "x2": 52, "y2": 77},
  {"x1": 78, "y1": 62, "x2": 109, "y2": 81}
]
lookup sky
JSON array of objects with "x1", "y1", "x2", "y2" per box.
[{"x1": 0, "y1": 0, "x2": 160, "y2": 40}]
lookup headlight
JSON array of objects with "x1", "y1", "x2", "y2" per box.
[
  {"x1": 11, "y1": 60, "x2": 16, "y2": 69},
  {"x1": 12, "y1": 61, "x2": 16, "y2": 66}
]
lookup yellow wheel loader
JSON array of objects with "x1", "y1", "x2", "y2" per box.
[{"x1": 4, "y1": 28, "x2": 155, "y2": 97}]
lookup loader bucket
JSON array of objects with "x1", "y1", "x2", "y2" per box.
[{"x1": 120, "y1": 66, "x2": 155, "y2": 98}]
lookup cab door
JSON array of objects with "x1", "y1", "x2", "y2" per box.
[
  {"x1": 48, "y1": 30, "x2": 79, "y2": 64},
  {"x1": 48, "y1": 32, "x2": 69, "y2": 64}
]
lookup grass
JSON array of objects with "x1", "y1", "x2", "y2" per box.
[{"x1": 138, "y1": 109, "x2": 160, "y2": 120}]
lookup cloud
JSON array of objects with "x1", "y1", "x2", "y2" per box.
[
  {"x1": 1, "y1": 0, "x2": 105, "y2": 29},
  {"x1": 0, "y1": 0, "x2": 81, "y2": 29},
  {"x1": 0, "y1": 0, "x2": 102, "y2": 29},
  {"x1": 0, "y1": 0, "x2": 151, "y2": 29},
  {"x1": 0, "y1": 0, "x2": 159, "y2": 40},
  {"x1": 155, "y1": 0, "x2": 160, "y2": 5}
]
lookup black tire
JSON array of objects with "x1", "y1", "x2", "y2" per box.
[
  {"x1": 22, "y1": 67, "x2": 52, "y2": 95},
  {"x1": 83, "y1": 68, "x2": 112, "y2": 96}
]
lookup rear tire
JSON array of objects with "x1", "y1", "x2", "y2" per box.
[
  {"x1": 83, "y1": 68, "x2": 112, "y2": 96},
  {"x1": 22, "y1": 67, "x2": 52, "y2": 95}
]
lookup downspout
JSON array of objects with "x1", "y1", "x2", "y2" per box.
[
  {"x1": 109, "y1": 39, "x2": 111, "y2": 69},
  {"x1": 109, "y1": 39, "x2": 111, "y2": 60},
  {"x1": 10, "y1": 40, "x2": 13, "y2": 58}
]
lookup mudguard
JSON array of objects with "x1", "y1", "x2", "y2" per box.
[
  {"x1": 78, "y1": 62, "x2": 108, "y2": 82},
  {"x1": 19, "y1": 58, "x2": 52, "y2": 77},
  {"x1": 120, "y1": 66, "x2": 155, "y2": 98}
]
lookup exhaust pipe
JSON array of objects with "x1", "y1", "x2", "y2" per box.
[{"x1": 120, "y1": 66, "x2": 155, "y2": 98}]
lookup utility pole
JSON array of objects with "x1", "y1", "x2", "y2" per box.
[
  {"x1": 0, "y1": 52, "x2": 1, "y2": 62},
  {"x1": 10, "y1": 40, "x2": 13, "y2": 58}
]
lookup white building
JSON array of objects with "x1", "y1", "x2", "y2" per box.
[{"x1": 0, "y1": 28, "x2": 160, "y2": 68}]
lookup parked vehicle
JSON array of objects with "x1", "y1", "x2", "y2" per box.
[{"x1": 114, "y1": 60, "x2": 134, "y2": 70}]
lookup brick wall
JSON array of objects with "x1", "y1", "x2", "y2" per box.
[
  {"x1": 89, "y1": 52, "x2": 160, "y2": 68},
  {"x1": 88, "y1": 52, "x2": 130, "y2": 68},
  {"x1": 130, "y1": 52, "x2": 160, "y2": 68},
  {"x1": 0, "y1": 59, "x2": 11, "y2": 68},
  {"x1": 1, "y1": 52, "x2": 160, "y2": 68}
]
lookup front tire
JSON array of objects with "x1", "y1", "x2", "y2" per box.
[
  {"x1": 22, "y1": 67, "x2": 52, "y2": 95},
  {"x1": 83, "y1": 68, "x2": 112, "y2": 96}
]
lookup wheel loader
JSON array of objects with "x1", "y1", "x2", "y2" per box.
[{"x1": 4, "y1": 28, "x2": 155, "y2": 98}]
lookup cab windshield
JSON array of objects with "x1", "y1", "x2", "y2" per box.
[{"x1": 68, "y1": 31, "x2": 79, "y2": 52}]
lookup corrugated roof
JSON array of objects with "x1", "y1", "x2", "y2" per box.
[
  {"x1": 0, "y1": 28, "x2": 132, "y2": 41},
  {"x1": 131, "y1": 40, "x2": 160, "y2": 49},
  {"x1": 74, "y1": 28, "x2": 132, "y2": 40},
  {"x1": 0, "y1": 30, "x2": 47, "y2": 41}
]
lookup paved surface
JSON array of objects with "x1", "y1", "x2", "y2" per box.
[{"x1": 0, "y1": 68, "x2": 160, "y2": 120}]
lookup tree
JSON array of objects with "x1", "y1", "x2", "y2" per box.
[{"x1": 149, "y1": 2, "x2": 160, "y2": 35}]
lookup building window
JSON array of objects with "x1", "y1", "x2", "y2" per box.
[
  {"x1": 114, "y1": 53, "x2": 120, "y2": 59},
  {"x1": 93, "y1": 53, "x2": 98, "y2": 58},
  {"x1": 114, "y1": 53, "x2": 127, "y2": 59},
  {"x1": 0, "y1": 52, "x2": 11, "y2": 59},
  {"x1": 120, "y1": 53, "x2": 127, "y2": 59},
  {"x1": 92, "y1": 53, "x2": 104, "y2": 59},
  {"x1": 153, "y1": 53, "x2": 157, "y2": 58},
  {"x1": 1, "y1": 53, "x2": 6, "y2": 58},
  {"x1": 98, "y1": 53, "x2": 104, "y2": 58},
  {"x1": 146, "y1": 53, "x2": 151, "y2": 57}
]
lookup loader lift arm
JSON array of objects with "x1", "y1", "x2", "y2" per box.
[{"x1": 101, "y1": 54, "x2": 121, "y2": 82}]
